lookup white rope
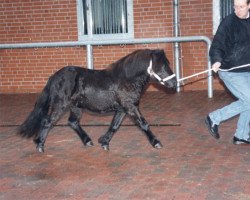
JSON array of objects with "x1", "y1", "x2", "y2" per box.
[
  {"x1": 147, "y1": 60, "x2": 250, "y2": 84},
  {"x1": 178, "y1": 63, "x2": 250, "y2": 82},
  {"x1": 218, "y1": 63, "x2": 250, "y2": 71},
  {"x1": 178, "y1": 69, "x2": 210, "y2": 82}
]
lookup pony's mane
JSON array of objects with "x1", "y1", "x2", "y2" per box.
[
  {"x1": 108, "y1": 49, "x2": 152, "y2": 79},
  {"x1": 106, "y1": 49, "x2": 170, "y2": 80}
]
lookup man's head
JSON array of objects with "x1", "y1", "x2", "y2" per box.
[{"x1": 234, "y1": 0, "x2": 250, "y2": 19}]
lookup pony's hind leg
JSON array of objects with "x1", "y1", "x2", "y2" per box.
[
  {"x1": 98, "y1": 111, "x2": 126, "y2": 151},
  {"x1": 68, "y1": 107, "x2": 93, "y2": 147},
  {"x1": 33, "y1": 116, "x2": 52, "y2": 153},
  {"x1": 34, "y1": 103, "x2": 67, "y2": 153},
  {"x1": 129, "y1": 107, "x2": 162, "y2": 149}
]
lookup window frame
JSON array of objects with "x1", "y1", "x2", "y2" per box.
[
  {"x1": 212, "y1": 0, "x2": 221, "y2": 35},
  {"x1": 212, "y1": 0, "x2": 234, "y2": 35},
  {"x1": 76, "y1": 0, "x2": 134, "y2": 41}
]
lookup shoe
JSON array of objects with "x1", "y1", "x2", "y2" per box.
[
  {"x1": 233, "y1": 136, "x2": 250, "y2": 144},
  {"x1": 205, "y1": 115, "x2": 220, "y2": 139}
]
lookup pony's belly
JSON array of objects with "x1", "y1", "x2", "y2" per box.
[
  {"x1": 87, "y1": 99, "x2": 119, "y2": 112},
  {"x1": 79, "y1": 91, "x2": 120, "y2": 113},
  {"x1": 86, "y1": 104, "x2": 120, "y2": 113}
]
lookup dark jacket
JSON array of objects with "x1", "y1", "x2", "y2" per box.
[{"x1": 209, "y1": 11, "x2": 250, "y2": 72}]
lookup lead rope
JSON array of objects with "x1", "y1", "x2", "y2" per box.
[
  {"x1": 178, "y1": 63, "x2": 250, "y2": 82},
  {"x1": 147, "y1": 60, "x2": 250, "y2": 84}
]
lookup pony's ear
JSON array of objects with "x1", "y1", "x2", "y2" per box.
[
  {"x1": 151, "y1": 49, "x2": 165, "y2": 59},
  {"x1": 150, "y1": 49, "x2": 169, "y2": 69},
  {"x1": 150, "y1": 49, "x2": 162, "y2": 65}
]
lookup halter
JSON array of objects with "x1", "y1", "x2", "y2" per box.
[{"x1": 147, "y1": 59, "x2": 176, "y2": 85}]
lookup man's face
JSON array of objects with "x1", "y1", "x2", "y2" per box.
[{"x1": 234, "y1": 0, "x2": 250, "y2": 19}]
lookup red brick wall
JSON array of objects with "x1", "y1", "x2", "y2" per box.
[
  {"x1": 0, "y1": 0, "x2": 221, "y2": 93},
  {"x1": 178, "y1": 0, "x2": 221, "y2": 91}
]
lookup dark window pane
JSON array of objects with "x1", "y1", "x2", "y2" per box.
[
  {"x1": 82, "y1": 0, "x2": 88, "y2": 35},
  {"x1": 82, "y1": 0, "x2": 128, "y2": 35},
  {"x1": 220, "y1": 0, "x2": 233, "y2": 20}
]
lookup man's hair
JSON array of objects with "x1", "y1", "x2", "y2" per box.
[{"x1": 248, "y1": 0, "x2": 250, "y2": 4}]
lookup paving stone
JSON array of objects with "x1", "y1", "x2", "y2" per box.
[{"x1": 0, "y1": 91, "x2": 249, "y2": 200}]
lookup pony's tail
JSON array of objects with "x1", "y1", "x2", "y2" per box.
[{"x1": 17, "y1": 82, "x2": 51, "y2": 139}]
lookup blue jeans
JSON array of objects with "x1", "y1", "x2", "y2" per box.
[{"x1": 209, "y1": 71, "x2": 250, "y2": 140}]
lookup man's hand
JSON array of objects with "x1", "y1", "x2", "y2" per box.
[{"x1": 212, "y1": 62, "x2": 221, "y2": 73}]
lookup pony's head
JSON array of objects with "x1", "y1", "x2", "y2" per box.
[
  {"x1": 111, "y1": 49, "x2": 177, "y2": 90},
  {"x1": 148, "y1": 50, "x2": 177, "y2": 89}
]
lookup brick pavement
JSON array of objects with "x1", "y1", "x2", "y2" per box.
[{"x1": 0, "y1": 91, "x2": 249, "y2": 200}]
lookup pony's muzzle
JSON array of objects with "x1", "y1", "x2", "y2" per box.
[{"x1": 162, "y1": 74, "x2": 177, "y2": 89}]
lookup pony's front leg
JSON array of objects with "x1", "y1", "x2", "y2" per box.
[
  {"x1": 129, "y1": 108, "x2": 162, "y2": 149},
  {"x1": 98, "y1": 111, "x2": 126, "y2": 151}
]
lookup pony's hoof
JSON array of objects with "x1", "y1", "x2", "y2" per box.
[
  {"x1": 102, "y1": 145, "x2": 109, "y2": 151},
  {"x1": 86, "y1": 141, "x2": 94, "y2": 147},
  {"x1": 154, "y1": 142, "x2": 163, "y2": 149},
  {"x1": 37, "y1": 146, "x2": 44, "y2": 153},
  {"x1": 36, "y1": 143, "x2": 44, "y2": 153}
]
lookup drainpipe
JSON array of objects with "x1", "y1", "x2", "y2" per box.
[
  {"x1": 173, "y1": 0, "x2": 181, "y2": 92},
  {"x1": 86, "y1": 0, "x2": 93, "y2": 69}
]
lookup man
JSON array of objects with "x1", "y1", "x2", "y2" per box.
[{"x1": 205, "y1": 0, "x2": 250, "y2": 144}]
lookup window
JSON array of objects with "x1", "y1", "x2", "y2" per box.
[
  {"x1": 220, "y1": 0, "x2": 233, "y2": 19},
  {"x1": 77, "y1": 0, "x2": 134, "y2": 41},
  {"x1": 212, "y1": 0, "x2": 233, "y2": 34}
]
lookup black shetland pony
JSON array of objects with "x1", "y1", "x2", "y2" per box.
[{"x1": 18, "y1": 49, "x2": 177, "y2": 152}]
